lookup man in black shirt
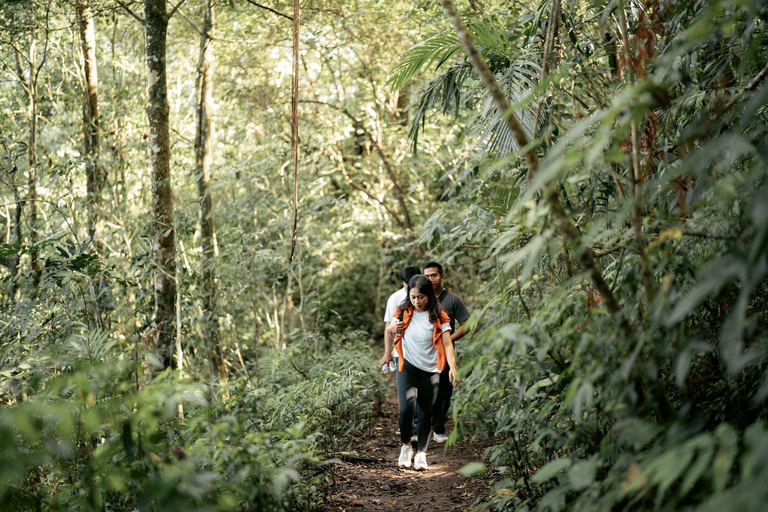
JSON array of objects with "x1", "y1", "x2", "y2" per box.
[{"x1": 423, "y1": 261, "x2": 470, "y2": 443}]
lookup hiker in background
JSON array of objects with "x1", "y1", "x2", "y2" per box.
[
  {"x1": 388, "y1": 275, "x2": 458, "y2": 470},
  {"x1": 380, "y1": 266, "x2": 421, "y2": 440},
  {"x1": 423, "y1": 261, "x2": 470, "y2": 444},
  {"x1": 380, "y1": 266, "x2": 421, "y2": 370}
]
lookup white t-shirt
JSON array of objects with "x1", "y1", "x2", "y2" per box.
[
  {"x1": 384, "y1": 287, "x2": 407, "y2": 323},
  {"x1": 384, "y1": 288, "x2": 407, "y2": 360},
  {"x1": 402, "y1": 311, "x2": 450, "y2": 373}
]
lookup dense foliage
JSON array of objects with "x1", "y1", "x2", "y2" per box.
[
  {"x1": 0, "y1": 0, "x2": 428, "y2": 508},
  {"x1": 0, "y1": 325, "x2": 383, "y2": 509},
  {"x1": 390, "y1": 0, "x2": 768, "y2": 510}
]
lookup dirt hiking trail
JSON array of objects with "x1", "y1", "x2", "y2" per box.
[{"x1": 321, "y1": 373, "x2": 497, "y2": 511}]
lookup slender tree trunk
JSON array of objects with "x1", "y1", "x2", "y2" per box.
[
  {"x1": 19, "y1": 29, "x2": 41, "y2": 291},
  {"x1": 393, "y1": 84, "x2": 409, "y2": 126},
  {"x1": 27, "y1": 94, "x2": 39, "y2": 290},
  {"x1": 2, "y1": 136, "x2": 19, "y2": 302},
  {"x1": 8, "y1": 159, "x2": 21, "y2": 304},
  {"x1": 194, "y1": 0, "x2": 224, "y2": 379},
  {"x1": 144, "y1": 0, "x2": 177, "y2": 362},
  {"x1": 75, "y1": 0, "x2": 103, "y2": 242},
  {"x1": 617, "y1": 2, "x2": 655, "y2": 304}
]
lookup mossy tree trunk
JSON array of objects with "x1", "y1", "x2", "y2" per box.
[{"x1": 144, "y1": 0, "x2": 177, "y2": 364}]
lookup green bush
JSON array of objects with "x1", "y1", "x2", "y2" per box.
[{"x1": 0, "y1": 328, "x2": 385, "y2": 510}]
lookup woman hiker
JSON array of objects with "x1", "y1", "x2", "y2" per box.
[{"x1": 387, "y1": 274, "x2": 459, "y2": 470}]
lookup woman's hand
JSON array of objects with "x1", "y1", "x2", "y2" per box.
[
  {"x1": 449, "y1": 367, "x2": 459, "y2": 387},
  {"x1": 442, "y1": 332, "x2": 459, "y2": 387},
  {"x1": 379, "y1": 352, "x2": 393, "y2": 366},
  {"x1": 387, "y1": 319, "x2": 403, "y2": 336}
]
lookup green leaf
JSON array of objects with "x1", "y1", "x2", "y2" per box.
[
  {"x1": 647, "y1": 447, "x2": 694, "y2": 496},
  {"x1": 532, "y1": 457, "x2": 571, "y2": 483},
  {"x1": 741, "y1": 423, "x2": 768, "y2": 479},
  {"x1": 675, "y1": 349, "x2": 691, "y2": 388},
  {"x1": 679, "y1": 439, "x2": 714, "y2": 496},
  {"x1": 459, "y1": 462, "x2": 487, "y2": 477},
  {"x1": 568, "y1": 457, "x2": 598, "y2": 491},
  {"x1": 665, "y1": 256, "x2": 744, "y2": 327},
  {"x1": 386, "y1": 31, "x2": 462, "y2": 91},
  {"x1": 712, "y1": 424, "x2": 738, "y2": 493}
]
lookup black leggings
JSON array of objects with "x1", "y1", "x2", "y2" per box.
[
  {"x1": 431, "y1": 364, "x2": 453, "y2": 435},
  {"x1": 395, "y1": 358, "x2": 417, "y2": 433},
  {"x1": 399, "y1": 360, "x2": 440, "y2": 452}
]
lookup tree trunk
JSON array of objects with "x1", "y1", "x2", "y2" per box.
[
  {"x1": 194, "y1": 0, "x2": 225, "y2": 380},
  {"x1": 144, "y1": 0, "x2": 177, "y2": 362},
  {"x1": 75, "y1": 0, "x2": 103, "y2": 242},
  {"x1": 8, "y1": 160, "x2": 21, "y2": 304},
  {"x1": 18, "y1": 25, "x2": 41, "y2": 291}
]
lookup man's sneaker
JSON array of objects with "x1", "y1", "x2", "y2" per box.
[
  {"x1": 410, "y1": 434, "x2": 418, "y2": 442},
  {"x1": 398, "y1": 444, "x2": 413, "y2": 468},
  {"x1": 413, "y1": 451, "x2": 428, "y2": 470},
  {"x1": 433, "y1": 432, "x2": 449, "y2": 444}
]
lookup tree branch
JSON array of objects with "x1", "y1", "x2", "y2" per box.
[
  {"x1": 0, "y1": 55, "x2": 29, "y2": 95},
  {"x1": 514, "y1": 263, "x2": 531, "y2": 319},
  {"x1": 114, "y1": 0, "x2": 144, "y2": 23},
  {"x1": 167, "y1": 0, "x2": 187, "y2": 19},
  {"x1": 242, "y1": 0, "x2": 292, "y2": 21},
  {"x1": 617, "y1": 1, "x2": 655, "y2": 304},
  {"x1": 682, "y1": 229, "x2": 739, "y2": 241},
  {"x1": 329, "y1": 147, "x2": 406, "y2": 229},
  {"x1": 172, "y1": 6, "x2": 203, "y2": 37},
  {"x1": 289, "y1": 357, "x2": 308, "y2": 379},
  {"x1": 33, "y1": 0, "x2": 53, "y2": 84},
  {"x1": 530, "y1": 0, "x2": 561, "y2": 168},
  {"x1": 724, "y1": 60, "x2": 768, "y2": 111},
  {"x1": 301, "y1": 99, "x2": 413, "y2": 230}
]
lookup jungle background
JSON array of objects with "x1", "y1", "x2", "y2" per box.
[{"x1": 1, "y1": 0, "x2": 767, "y2": 509}]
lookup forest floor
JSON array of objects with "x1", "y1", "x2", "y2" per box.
[{"x1": 320, "y1": 372, "x2": 497, "y2": 511}]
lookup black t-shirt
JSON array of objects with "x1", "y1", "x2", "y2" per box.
[{"x1": 437, "y1": 289, "x2": 470, "y2": 334}]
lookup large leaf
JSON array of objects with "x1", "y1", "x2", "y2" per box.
[{"x1": 532, "y1": 457, "x2": 572, "y2": 483}]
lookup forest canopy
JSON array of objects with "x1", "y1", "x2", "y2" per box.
[{"x1": 1, "y1": 0, "x2": 767, "y2": 510}]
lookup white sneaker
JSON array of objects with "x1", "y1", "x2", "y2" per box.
[
  {"x1": 433, "y1": 432, "x2": 448, "y2": 444},
  {"x1": 413, "y1": 451, "x2": 428, "y2": 470},
  {"x1": 398, "y1": 444, "x2": 413, "y2": 468},
  {"x1": 410, "y1": 434, "x2": 418, "y2": 442}
]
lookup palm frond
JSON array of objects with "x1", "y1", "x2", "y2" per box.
[
  {"x1": 469, "y1": 20, "x2": 514, "y2": 63},
  {"x1": 474, "y1": 58, "x2": 543, "y2": 157},
  {"x1": 387, "y1": 31, "x2": 462, "y2": 92},
  {"x1": 407, "y1": 61, "x2": 474, "y2": 148},
  {"x1": 387, "y1": 20, "x2": 514, "y2": 92}
]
